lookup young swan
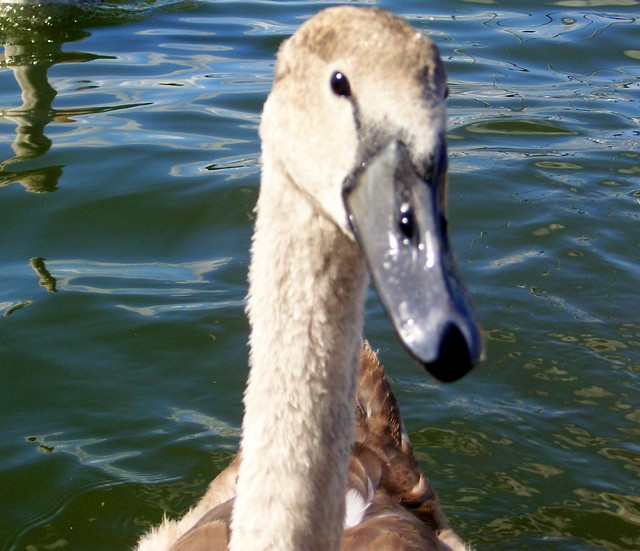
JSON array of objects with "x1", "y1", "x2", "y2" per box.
[{"x1": 137, "y1": 6, "x2": 481, "y2": 551}]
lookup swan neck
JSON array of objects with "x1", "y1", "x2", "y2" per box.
[{"x1": 230, "y1": 165, "x2": 368, "y2": 551}]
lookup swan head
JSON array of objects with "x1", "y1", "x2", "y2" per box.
[{"x1": 260, "y1": 7, "x2": 482, "y2": 382}]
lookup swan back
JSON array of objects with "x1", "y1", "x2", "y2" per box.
[{"x1": 143, "y1": 345, "x2": 468, "y2": 551}]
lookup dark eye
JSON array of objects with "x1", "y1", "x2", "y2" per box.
[{"x1": 330, "y1": 71, "x2": 351, "y2": 97}]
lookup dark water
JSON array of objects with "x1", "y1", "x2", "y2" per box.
[{"x1": 0, "y1": 1, "x2": 638, "y2": 549}]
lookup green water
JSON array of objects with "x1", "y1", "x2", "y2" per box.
[{"x1": 0, "y1": 1, "x2": 638, "y2": 549}]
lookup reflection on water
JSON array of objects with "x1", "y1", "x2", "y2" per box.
[
  {"x1": 25, "y1": 431, "x2": 160, "y2": 484},
  {"x1": 0, "y1": 2, "x2": 159, "y2": 192},
  {"x1": 1, "y1": 4, "x2": 100, "y2": 191},
  {"x1": 484, "y1": 10, "x2": 637, "y2": 43},
  {"x1": 169, "y1": 408, "x2": 242, "y2": 444},
  {"x1": 1, "y1": 256, "x2": 237, "y2": 317},
  {"x1": 30, "y1": 257, "x2": 57, "y2": 292}
]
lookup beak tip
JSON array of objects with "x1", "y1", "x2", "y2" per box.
[{"x1": 420, "y1": 322, "x2": 480, "y2": 383}]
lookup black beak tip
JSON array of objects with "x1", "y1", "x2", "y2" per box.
[{"x1": 421, "y1": 323, "x2": 476, "y2": 383}]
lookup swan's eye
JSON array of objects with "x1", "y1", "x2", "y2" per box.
[{"x1": 330, "y1": 71, "x2": 351, "y2": 97}]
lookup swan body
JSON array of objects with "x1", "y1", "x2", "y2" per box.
[{"x1": 136, "y1": 6, "x2": 481, "y2": 551}]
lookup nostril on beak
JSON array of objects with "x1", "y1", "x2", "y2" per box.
[{"x1": 423, "y1": 322, "x2": 474, "y2": 383}]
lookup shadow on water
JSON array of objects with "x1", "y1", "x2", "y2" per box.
[{"x1": 0, "y1": 0, "x2": 192, "y2": 192}]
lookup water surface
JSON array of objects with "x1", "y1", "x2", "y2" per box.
[{"x1": 1, "y1": 0, "x2": 638, "y2": 549}]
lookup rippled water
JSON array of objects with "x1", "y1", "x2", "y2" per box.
[{"x1": 0, "y1": 1, "x2": 638, "y2": 549}]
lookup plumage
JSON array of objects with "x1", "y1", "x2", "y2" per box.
[
  {"x1": 139, "y1": 346, "x2": 467, "y2": 550},
  {"x1": 136, "y1": 6, "x2": 481, "y2": 551}
]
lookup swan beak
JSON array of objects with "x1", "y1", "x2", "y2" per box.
[{"x1": 343, "y1": 140, "x2": 482, "y2": 382}]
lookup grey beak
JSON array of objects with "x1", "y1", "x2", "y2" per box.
[{"x1": 343, "y1": 140, "x2": 482, "y2": 382}]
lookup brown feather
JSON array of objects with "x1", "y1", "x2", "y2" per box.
[
  {"x1": 169, "y1": 499, "x2": 232, "y2": 551},
  {"x1": 345, "y1": 342, "x2": 451, "y2": 548}
]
